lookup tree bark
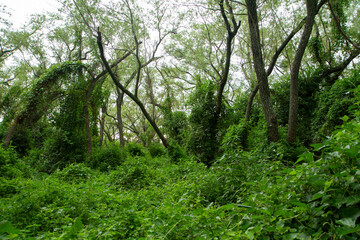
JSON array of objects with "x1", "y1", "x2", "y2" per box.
[
  {"x1": 244, "y1": 0, "x2": 327, "y2": 123},
  {"x1": 3, "y1": 116, "x2": 20, "y2": 148},
  {"x1": 116, "y1": 88, "x2": 126, "y2": 148},
  {"x1": 245, "y1": 0, "x2": 279, "y2": 142},
  {"x1": 96, "y1": 30, "x2": 169, "y2": 148},
  {"x1": 287, "y1": 0, "x2": 318, "y2": 142},
  {"x1": 99, "y1": 105, "x2": 106, "y2": 146},
  {"x1": 215, "y1": 0, "x2": 241, "y2": 120}
]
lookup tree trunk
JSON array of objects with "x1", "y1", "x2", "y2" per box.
[
  {"x1": 287, "y1": 0, "x2": 318, "y2": 142},
  {"x1": 99, "y1": 105, "x2": 106, "y2": 146},
  {"x1": 215, "y1": 0, "x2": 241, "y2": 121},
  {"x1": 84, "y1": 79, "x2": 97, "y2": 157},
  {"x1": 96, "y1": 30, "x2": 169, "y2": 148},
  {"x1": 3, "y1": 116, "x2": 20, "y2": 148},
  {"x1": 246, "y1": 0, "x2": 279, "y2": 142},
  {"x1": 116, "y1": 88, "x2": 126, "y2": 148}
]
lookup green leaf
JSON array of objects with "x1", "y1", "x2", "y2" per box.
[
  {"x1": 335, "y1": 226, "x2": 360, "y2": 236},
  {"x1": 324, "y1": 180, "x2": 333, "y2": 191},
  {"x1": 341, "y1": 115, "x2": 349, "y2": 122},
  {"x1": 311, "y1": 143, "x2": 323, "y2": 151},
  {"x1": 336, "y1": 217, "x2": 356, "y2": 227},
  {"x1": 245, "y1": 229, "x2": 254, "y2": 240},
  {"x1": 0, "y1": 221, "x2": 20, "y2": 234},
  {"x1": 344, "y1": 195, "x2": 360, "y2": 206},
  {"x1": 71, "y1": 217, "x2": 84, "y2": 233},
  {"x1": 311, "y1": 191, "x2": 325, "y2": 201}
]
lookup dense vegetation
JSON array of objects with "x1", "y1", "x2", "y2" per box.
[{"x1": 1, "y1": 0, "x2": 360, "y2": 239}]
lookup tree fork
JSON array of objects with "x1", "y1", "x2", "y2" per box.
[{"x1": 96, "y1": 29, "x2": 169, "y2": 148}]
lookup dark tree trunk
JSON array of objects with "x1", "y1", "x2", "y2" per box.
[
  {"x1": 246, "y1": 0, "x2": 279, "y2": 142},
  {"x1": 287, "y1": 0, "x2": 318, "y2": 142},
  {"x1": 244, "y1": 0, "x2": 326, "y2": 124},
  {"x1": 99, "y1": 105, "x2": 106, "y2": 146},
  {"x1": 96, "y1": 30, "x2": 169, "y2": 148},
  {"x1": 215, "y1": 0, "x2": 241, "y2": 121},
  {"x1": 116, "y1": 88, "x2": 126, "y2": 148},
  {"x1": 3, "y1": 116, "x2": 20, "y2": 148}
]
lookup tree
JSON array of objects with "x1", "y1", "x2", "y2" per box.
[
  {"x1": 287, "y1": 0, "x2": 319, "y2": 142},
  {"x1": 245, "y1": 0, "x2": 279, "y2": 142}
]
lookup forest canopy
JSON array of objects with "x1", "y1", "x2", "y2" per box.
[{"x1": 1, "y1": 0, "x2": 360, "y2": 239}]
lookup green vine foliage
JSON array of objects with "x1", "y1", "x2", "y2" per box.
[
  {"x1": 186, "y1": 81, "x2": 218, "y2": 166},
  {"x1": 20, "y1": 61, "x2": 86, "y2": 126},
  {"x1": 311, "y1": 68, "x2": 360, "y2": 141}
]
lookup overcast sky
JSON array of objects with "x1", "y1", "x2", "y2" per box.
[{"x1": 2, "y1": 0, "x2": 60, "y2": 28}]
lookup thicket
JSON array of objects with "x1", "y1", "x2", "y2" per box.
[{"x1": 1, "y1": 81, "x2": 359, "y2": 238}]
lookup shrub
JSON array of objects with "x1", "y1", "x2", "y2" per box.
[
  {"x1": 34, "y1": 128, "x2": 87, "y2": 174},
  {"x1": 125, "y1": 142, "x2": 145, "y2": 157},
  {"x1": 110, "y1": 164, "x2": 153, "y2": 191},
  {"x1": 168, "y1": 141, "x2": 187, "y2": 163},
  {"x1": 148, "y1": 143, "x2": 166, "y2": 158},
  {"x1": 186, "y1": 81, "x2": 219, "y2": 166},
  {"x1": 0, "y1": 146, "x2": 23, "y2": 179},
  {"x1": 221, "y1": 122, "x2": 248, "y2": 152},
  {"x1": 55, "y1": 163, "x2": 93, "y2": 183},
  {"x1": 90, "y1": 143, "x2": 126, "y2": 171}
]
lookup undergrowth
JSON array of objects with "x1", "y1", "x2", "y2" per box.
[{"x1": 1, "y1": 110, "x2": 359, "y2": 239}]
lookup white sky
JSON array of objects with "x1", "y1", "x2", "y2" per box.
[{"x1": 1, "y1": 0, "x2": 60, "y2": 28}]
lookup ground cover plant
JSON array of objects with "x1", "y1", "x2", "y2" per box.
[
  {"x1": 1, "y1": 0, "x2": 360, "y2": 239},
  {"x1": 1, "y1": 105, "x2": 360, "y2": 238}
]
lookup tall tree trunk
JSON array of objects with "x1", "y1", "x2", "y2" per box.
[
  {"x1": 3, "y1": 116, "x2": 20, "y2": 148},
  {"x1": 96, "y1": 30, "x2": 169, "y2": 148},
  {"x1": 215, "y1": 0, "x2": 241, "y2": 121},
  {"x1": 84, "y1": 79, "x2": 97, "y2": 157},
  {"x1": 244, "y1": 0, "x2": 326, "y2": 123},
  {"x1": 245, "y1": 84, "x2": 259, "y2": 122},
  {"x1": 246, "y1": 0, "x2": 279, "y2": 142},
  {"x1": 287, "y1": 0, "x2": 318, "y2": 142},
  {"x1": 116, "y1": 88, "x2": 126, "y2": 148},
  {"x1": 99, "y1": 105, "x2": 106, "y2": 146}
]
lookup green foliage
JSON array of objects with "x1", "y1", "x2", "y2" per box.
[
  {"x1": 0, "y1": 146, "x2": 27, "y2": 179},
  {"x1": 55, "y1": 163, "x2": 93, "y2": 183},
  {"x1": 110, "y1": 163, "x2": 153, "y2": 191},
  {"x1": 125, "y1": 142, "x2": 145, "y2": 157},
  {"x1": 312, "y1": 70, "x2": 360, "y2": 140},
  {"x1": 187, "y1": 81, "x2": 218, "y2": 166},
  {"x1": 163, "y1": 108, "x2": 189, "y2": 145},
  {"x1": 33, "y1": 128, "x2": 86, "y2": 173},
  {"x1": 90, "y1": 143, "x2": 127, "y2": 171},
  {"x1": 167, "y1": 140, "x2": 187, "y2": 163},
  {"x1": 148, "y1": 143, "x2": 166, "y2": 158},
  {"x1": 222, "y1": 122, "x2": 249, "y2": 152}
]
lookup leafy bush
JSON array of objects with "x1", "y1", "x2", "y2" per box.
[
  {"x1": 110, "y1": 162, "x2": 154, "y2": 191},
  {"x1": 168, "y1": 141, "x2": 187, "y2": 163},
  {"x1": 90, "y1": 143, "x2": 126, "y2": 171},
  {"x1": 0, "y1": 179, "x2": 19, "y2": 198},
  {"x1": 33, "y1": 128, "x2": 87, "y2": 173},
  {"x1": 187, "y1": 81, "x2": 219, "y2": 166},
  {"x1": 163, "y1": 108, "x2": 189, "y2": 145},
  {"x1": 55, "y1": 163, "x2": 93, "y2": 183},
  {"x1": 222, "y1": 122, "x2": 248, "y2": 152},
  {"x1": 148, "y1": 143, "x2": 166, "y2": 158},
  {"x1": 125, "y1": 142, "x2": 145, "y2": 157},
  {"x1": 0, "y1": 146, "x2": 24, "y2": 179},
  {"x1": 312, "y1": 72, "x2": 360, "y2": 140}
]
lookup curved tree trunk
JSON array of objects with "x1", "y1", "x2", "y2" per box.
[{"x1": 96, "y1": 30, "x2": 169, "y2": 148}]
